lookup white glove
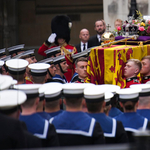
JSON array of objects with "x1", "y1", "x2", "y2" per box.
[{"x1": 48, "y1": 33, "x2": 57, "y2": 43}]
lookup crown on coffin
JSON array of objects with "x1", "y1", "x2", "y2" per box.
[{"x1": 122, "y1": 16, "x2": 139, "y2": 37}]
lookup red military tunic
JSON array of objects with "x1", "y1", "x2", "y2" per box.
[
  {"x1": 125, "y1": 77, "x2": 141, "y2": 88},
  {"x1": 25, "y1": 76, "x2": 33, "y2": 84},
  {"x1": 141, "y1": 76, "x2": 150, "y2": 84},
  {"x1": 38, "y1": 43, "x2": 77, "y2": 82}
]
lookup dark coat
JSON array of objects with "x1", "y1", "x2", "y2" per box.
[{"x1": 88, "y1": 35, "x2": 102, "y2": 47}]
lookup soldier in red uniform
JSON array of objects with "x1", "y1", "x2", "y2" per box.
[
  {"x1": 38, "y1": 15, "x2": 77, "y2": 82},
  {"x1": 140, "y1": 56, "x2": 150, "y2": 83},
  {"x1": 124, "y1": 59, "x2": 141, "y2": 88}
]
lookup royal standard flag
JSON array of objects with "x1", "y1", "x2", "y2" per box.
[{"x1": 85, "y1": 44, "x2": 149, "y2": 88}]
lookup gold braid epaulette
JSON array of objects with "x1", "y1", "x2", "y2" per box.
[{"x1": 60, "y1": 46, "x2": 77, "y2": 63}]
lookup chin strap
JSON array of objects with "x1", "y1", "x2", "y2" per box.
[
  {"x1": 58, "y1": 63, "x2": 65, "y2": 74},
  {"x1": 47, "y1": 69, "x2": 53, "y2": 78}
]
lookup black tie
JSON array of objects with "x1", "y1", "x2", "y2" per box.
[{"x1": 83, "y1": 43, "x2": 86, "y2": 50}]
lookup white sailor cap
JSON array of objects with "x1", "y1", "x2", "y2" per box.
[
  {"x1": 130, "y1": 84, "x2": 150, "y2": 97},
  {"x1": 0, "y1": 75, "x2": 13, "y2": 90},
  {"x1": 7, "y1": 44, "x2": 25, "y2": 55},
  {"x1": 44, "y1": 84, "x2": 63, "y2": 102},
  {"x1": 0, "y1": 55, "x2": 11, "y2": 62},
  {"x1": 96, "y1": 84, "x2": 120, "y2": 94},
  {"x1": 84, "y1": 85, "x2": 106, "y2": 103},
  {"x1": 9, "y1": 79, "x2": 18, "y2": 89},
  {"x1": 12, "y1": 49, "x2": 35, "y2": 59},
  {"x1": 146, "y1": 81, "x2": 150, "y2": 84},
  {"x1": 0, "y1": 90, "x2": 26, "y2": 111},
  {"x1": 28, "y1": 63, "x2": 50, "y2": 76},
  {"x1": 44, "y1": 46, "x2": 61, "y2": 57},
  {"x1": 11, "y1": 79, "x2": 18, "y2": 85},
  {"x1": 105, "y1": 92, "x2": 114, "y2": 106},
  {"x1": 0, "y1": 60, "x2": 4, "y2": 68},
  {"x1": 6, "y1": 59, "x2": 28, "y2": 75},
  {"x1": 0, "y1": 48, "x2": 6, "y2": 57},
  {"x1": 62, "y1": 83, "x2": 87, "y2": 98},
  {"x1": 13, "y1": 84, "x2": 42, "y2": 99},
  {"x1": 53, "y1": 55, "x2": 66, "y2": 65},
  {"x1": 72, "y1": 51, "x2": 88, "y2": 62},
  {"x1": 38, "y1": 57, "x2": 54, "y2": 65},
  {"x1": 116, "y1": 88, "x2": 141, "y2": 103},
  {"x1": 39, "y1": 82, "x2": 62, "y2": 101}
]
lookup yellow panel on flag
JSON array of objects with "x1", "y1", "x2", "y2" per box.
[{"x1": 85, "y1": 44, "x2": 149, "y2": 88}]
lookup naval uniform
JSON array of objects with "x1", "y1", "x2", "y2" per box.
[
  {"x1": 115, "y1": 112, "x2": 150, "y2": 142},
  {"x1": 125, "y1": 77, "x2": 141, "y2": 88},
  {"x1": 88, "y1": 113, "x2": 128, "y2": 144},
  {"x1": 37, "y1": 112, "x2": 51, "y2": 120},
  {"x1": 0, "y1": 114, "x2": 27, "y2": 149},
  {"x1": 141, "y1": 76, "x2": 150, "y2": 84},
  {"x1": 109, "y1": 107, "x2": 123, "y2": 118},
  {"x1": 70, "y1": 72, "x2": 78, "y2": 83},
  {"x1": 137, "y1": 109, "x2": 150, "y2": 121},
  {"x1": 52, "y1": 74, "x2": 68, "y2": 84},
  {"x1": 20, "y1": 113, "x2": 59, "y2": 147},
  {"x1": 50, "y1": 111, "x2": 105, "y2": 146},
  {"x1": 47, "y1": 110, "x2": 63, "y2": 117},
  {"x1": 46, "y1": 78, "x2": 56, "y2": 83}
]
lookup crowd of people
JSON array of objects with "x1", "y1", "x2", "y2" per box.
[{"x1": 0, "y1": 15, "x2": 150, "y2": 149}]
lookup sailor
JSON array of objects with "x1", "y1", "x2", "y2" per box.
[
  {"x1": 25, "y1": 63, "x2": 50, "y2": 114},
  {"x1": 0, "y1": 89, "x2": 42, "y2": 148},
  {"x1": 0, "y1": 55, "x2": 11, "y2": 75},
  {"x1": 38, "y1": 57, "x2": 56, "y2": 83},
  {"x1": 6, "y1": 59, "x2": 29, "y2": 84},
  {"x1": 12, "y1": 49, "x2": 37, "y2": 63},
  {"x1": 0, "y1": 60, "x2": 4, "y2": 74},
  {"x1": 96, "y1": 84, "x2": 123, "y2": 118},
  {"x1": 84, "y1": 85, "x2": 128, "y2": 144},
  {"x1": 50, "y1": 83, "x2": 105, "y2": 146},
  {"x1": 38, "y1": 83, "x2": 63, "y2": 119},
  {"x1": 44, "y1": 46, "x2": 61, "y2": 58},
  {"x1": 115, "y1": 88, "x2": 150, "y2": 142},
  {"x1": 0, "y1": 48, "x2": 6, "y2": 58},
  {"x1": 7, "y1": 44, "x2": 25, "y2": 58},
  {"x1": 43, "y1": 82, "x2": 64, "y2": 117},
  {"x1": 28, "y1": 63, "x2": 50, "y2": 84},
  {"x1": 52, "y1": 55, "x2": 68, "y2": 84},
  {"x1": 13, "y1": 84, "x2": 59, "y2": 147},
  {"x1": 130, "y1": 84, "x2": 150, "y2": 121}
]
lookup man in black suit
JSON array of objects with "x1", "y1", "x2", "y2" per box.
[
  {"x1": 88, "y1": 20, "x2": 106, "y2": 47},
  {"x1": 75, "y1": 28, "x2": 90, "y2": 53}
]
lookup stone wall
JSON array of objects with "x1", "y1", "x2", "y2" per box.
[{"x1": 103, "y1": 0, "x2": 150, "y2": 32}]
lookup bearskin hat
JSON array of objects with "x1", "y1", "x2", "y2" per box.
[{"x1": 51, "y1": 15, "x2": 72, "y2": 45}]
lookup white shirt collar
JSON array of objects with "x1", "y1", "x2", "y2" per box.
[
  {"x1": 97, "y1": 34, "x2": 101, "y2": 42},
  {"x1": 80, "y1": 42, "x2": 87, "y2": 51}
]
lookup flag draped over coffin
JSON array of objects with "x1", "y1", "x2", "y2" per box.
[{"x1": 85, "y1": 45, "x2": 150, "y2": 88}]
